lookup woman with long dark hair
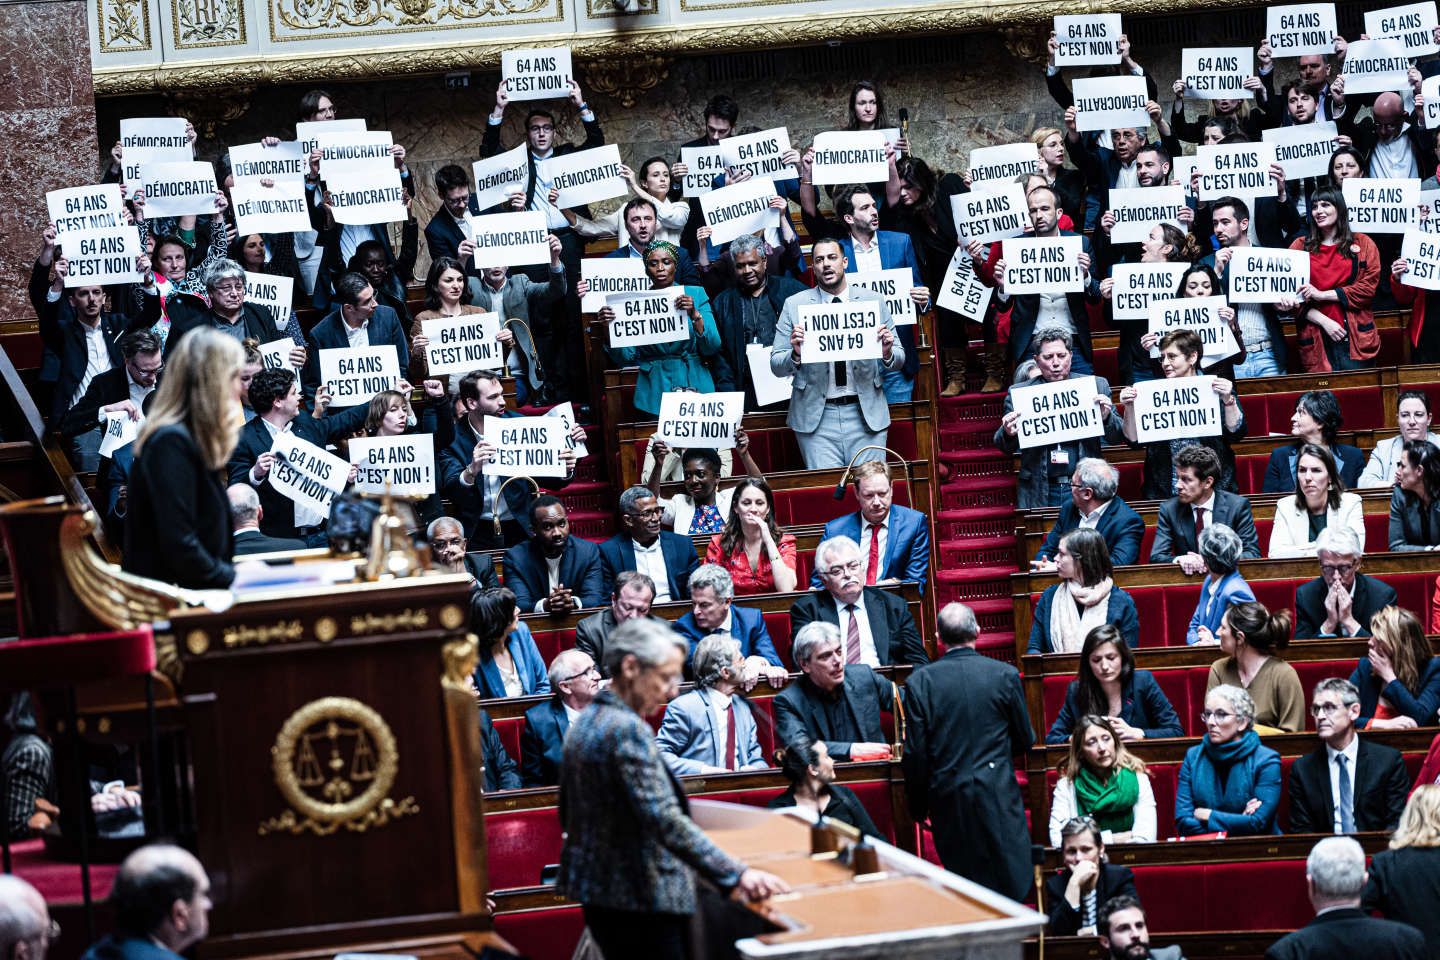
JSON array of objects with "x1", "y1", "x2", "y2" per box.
[
  {"x1": 1261, "y1": 390, "x2": 1366, "y2": 493},
  {"x1": 1281, "y1": 186, "x2": 1381, "y2": 372},
  {"x1": 408, "y1": 255, "x2": 514, "y2": 382},
  {"x1": 1390, "y1": 440, "x2": 1440, "y2": 552},
  {"x1": 767, "y1": 738, "x2": 881, "y2": 836},
  {"x1": 1045, "y1": 624, "x2": 1182, "y2": 743},
  {"x1": 704, "y1": 477, "x2": 796, "y2": 595}
]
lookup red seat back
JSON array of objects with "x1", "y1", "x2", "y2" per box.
[
  {"x1": 1131, "y1": 860, "x2": 1311, "y2": 931},
  {"x1": 493, "y1": 716, "x2": 524, "y2": 768},
  {"x1": 763, "y1": 612, "x2": 794, "y2": 668},
  {"x1": 486, "y1": 808, "x2": 564, "y2": 890},
  {"x1": 494, "y1": 907, "x2": 584, "y2": 960}
]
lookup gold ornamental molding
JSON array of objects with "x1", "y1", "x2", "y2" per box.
[{"x1": 92, "y1": 0, "x2": 1272, "y2": 97}]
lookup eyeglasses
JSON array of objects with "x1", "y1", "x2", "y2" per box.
[
  {"x1": 212, "y1": 281, "x2": 245, "y2": 293},
  {"x1": 1311, "y1": 702, "x2": 1347, "y2": 717},
  {"x1": 430, "y1": 537, "x2": 464, "y2": 550},
  {"x1": 1319, "y1": 562, "x2": 1356, "y2": 576},
  {"x1": 824, "y1": 560, "x2": 862, "y2": 578},
  {"x1": 628, "y1": 507, "x2": 663, "y2": 519},
  {"x1": 559, "y1": 665, "x2": 600, "y2": 683},
  {"x1": 1200, "y1": 710, "x2": 1235, "y2": 723}
]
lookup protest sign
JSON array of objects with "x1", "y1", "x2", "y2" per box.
[
  {"x1": 701, "y1": 177, "x2": 780, "y2": 245},
  {"x1": 606, "y1": 289, "x2": 689, "y2": 349},
  {"x1": 1130, "y1": 376, "x2": 1222, "y2": 443},
  {"x1": 140, "y1": 161, "x2": 217, "y2": 219},
  {"x1": 295, "y1": 118, "x2": 365, "y2": 157},
  {"x1": 260, "y1": 339, "x2": 303, "y2": 374},
  {"x1": 98, "y1": 412, "x2": 141, "y2": 459},
  {"x1": 1263, "y1": 121, "x2": 1340, "y2": 179},
  {"x1": 318, "y1": 346, "x2": 400, "y2": 407},
  {"x1": 1367, "y1": 2, "x2": 1439, "y2": 56},
  {"x1": 797, "y1": 300, "x2": 884, "y2": 364},
  {"x1": 545, "y1": 401, "x2": 588, "y2": 460},
  {"x1": 719, "y1": 128, "x2": 797, "y2": 181},
  {"x1": 482, "y1": 415, "x2": 570, "y2": 478},
  {"x1": 1107, "y1": 186, "x2": 1185, "y2": 244},
  {"x1": 48, "y1": 185, "x2": 124, "y2": 243},
  {"x1": 317, "y1": 131, "x2": 393, "y2": 179},
  {"x1": 951, "y1": 183, "x2": 1028, "y2": 244},
  {"x1": 1426, "y1": 76, "x2": 1440, "y2": 128},
  {"x1": 1072, "y1": 76, "x2": 1150, "y2": 132},
  {"x1": 1181, "y1": 48, "x2": 1254, "y2": 99},
  {"x1": 270, "y1": 432, "x2": 349, "y2": 516},
  {"x1": 539, "y1": 144, "x2": 626, "y2": 209},
  {"x1": 465, "y1": 211, "x2": 551, "y2": 269},
  {"x1": 472, "y1": 143, "x2": 529, "y2": 210},
  {"x1": 244, "y1": 272, "x2": 294, "y2": 331},
  {"x1": 1173, "y1": 155, "x2": 1200, "y2": 198},
  {"x1": 680, "y1": 144, "x2": 726, "y2": 197},
  {"x1": 1146, "y1": 296, "x2": 1239, "y2": 365},
  {"x1": 63, "y1": 228, "x2": 141, "y2": 287},
  {"x1": 424, "y1": 312, "x2": 503, "y2": 375},
  {"x1": 1011, "y1": 375, "x2": 1105, "y2": 450},
  {"x1": 1344, "y1": 178, "x2": 1419, "y2": 234},
  {"x1": 746, "y1": 343, "x2": 794, "y2": 406},
  {"x1": 1401, "y1": 229, "x2": 1440, "y2": 289},
  {"x1": 1227, "y1": 248, "x2": 1310, "y2": 303},
  {"x1": 1053, "y1": 14, "x2": 1122, "y2": 66},
  {"x1": 349, "y1": 436, "x2": 436, "y2": 496},
  {"x1": 848, "y1": 269, "x2": 917, "y2": 325},
  {"x1": 581, "y1": 258, "x2": 650, "y2": 312},
  {"x1": 968, "y1": 143, "x2": 1041, "y2": 190},
  {"x1": 231, "y1": 179, "x2": 311, "y2": 235},
  {"x1": 1341, "y1": 38, "x2": 1414, "y2": 95},
  {"x1": 229, "y1": 141, "x2": 306, "y2": 185},
  {"x1": 657, "y1": 392, "x2": 745, "y2": 450},
  {"x1": 1420, "y1": 188, "x2": 1440, "y2": 232},
  {"x1": 1195, "y1": 142, "x2": 1277, "y2": 200},
  {"x1": 1002, "y1": 236, "x2": 1085, "y2": 295},
  {"x1": 501, "y1": 48, "x2": 573, "y2": 101},
  {"x1": 325, "y1": 161, "x2": 407, "y2": 225},
  {"x1": 1110, "y1": 263, "x2": 1189, "y2": 321},
  {"x1": 937, "y1": 248, "x2": 993, "y2": 321},
  {"x1": 810, "y1": 131, "x2": 889, "y2": 186},
  {"x1": 1267, "y1": 4, "x2": 1339, "y2": 57},
  {"x1": 119, "y1": 117, "x2": 190, "y2": 186}
]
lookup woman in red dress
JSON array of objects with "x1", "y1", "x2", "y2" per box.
[
  {"x1": 704, "y1": 478, "x2": 797, "y2": 595},
  {"x1": 1280, "y1": 186, "x2": 1380, "y2": 373}
]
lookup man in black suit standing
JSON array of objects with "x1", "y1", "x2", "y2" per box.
[
  {"x1": 502, "y1": 496, "x2": 606, "y2": 614},
  {"x1": 1265, "y1": 837, "x2": 1424, "y2": 960},
  {"x1": 1294, "y1": 526, "x2": 1398, "y2": 639},
  {"x1": 227, "y1": 484, "x2": 306, "y2": 556},
  {"x1": 576, "y1": 571, "x2": 666, "y2": 677},
  {"x1": 520, "y1": 648, "x2": 600, "y2": 787},
  {"x1": 789, "y1": 536, "x2": 927, "y2": 668},
  {"x1": 903, "y1": 602, "x2": 1035, "y2": 902},
  {"x1": 1033, "y1": 458, "x2": 1144, "y2": 569},
  {"x1": 773, "y1": 621, "x2": 894, "y2": 762},
  {"x1": 301, "y1": 272, "x2": 410, "y2": 397},
  {"x1": 1288, "y1": 678, "x2": 1409, "y2": 835},
  {"x1": 424, "y1": 164, "x2": 481, "y2": 267},
  {"x1": 1149, "y1": 445, "x2": 1260, "y2": 571}
]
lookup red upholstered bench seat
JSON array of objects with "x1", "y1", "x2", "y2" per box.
[
  {"x1": 8, "y1": 838, "x2": 120, "y2": 905},
  {"x1": 1132, "y1": 859, "x2": 1311, "y2": 932},
  {"x1": 494, "y1": 905, "x2": 585, "y2": 960}
]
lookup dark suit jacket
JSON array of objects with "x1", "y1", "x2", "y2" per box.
[
  {"x1": 1044, "y1": 863, "x2": 1137, "y2": 936},
  {"x1": 480, "y1": 707, "x2": 521, "y2": 792},
  {"x1": 122, "y1": 424, "x2": 234, "y2": 589},
  {"x1": 503, "y1": 537, "x2": 606, "y2": 611},
  {"x1": 33, "y1": 260, "x2": 127, "y2": 424},
  {"x1": 1350, "y1": 656, "x2": 1440, "y2": 727},
  {"x1": 1390, "y1": 487, "x2": 1440, "y2": 552},
  {"x1": 1363, "y1": 847, "x2": 1440, "y2": 956},
  {"x1": 773, "y1": 667, "x2": 891, "y2": 760},
  {"x1": 576, "y1": 609, "x2": 670, "y2": 677},
  {"x1": 672, "y1": 605, "x2": 782, "y2": 667},
  {"x1": 1149, "y1": 490, "x2": 1261, "y2": 564},
  {"x1": 424, "y1": 195, "x2": 481, "y2": 264},
  {"x1": 598, "y1": 532, "x2": 700, "y2": 602},
  {"x1": 1264, "y1": 907, "x2": 1425, "y2": 960},
  {"x1": 995, "y1": 373, "x2": 1126, "y2": 510},
  {"x1": 902, "y1": 647, "x2": 1035, "y2": 902},
  {"x1": 163, "y1": 302, "x2": 277, "y2": 359},
  {"x1": 1036, "y1": 498, "x2": 1145, "y2": 566},
  {"x1": 58, "y1": 367, "x2": 149, "y2": 439},
  {"x1": 520, "y1": 697, "x2": 570, "y2": 787},
  {"x1": 1294, "y1": 574, "x2": 1397, "y2": 639},
  {"x1": 479, "y1": 116, "x2": 605, "y2": 213},
  {"x1": 437, "y1": 413, "x2": 571, "y2": 543},
  {"x1": 233, "y1": 528, "x2": 308, "y2": 556},
  {"x1": 986, "y1": 231, "x2": 1100, "y2": 364},
  {"x1": 1262, "y1": 444, "x2": 1366, "y2": 494},
  {"x1": 1286, "y1": 738, "x2": 1410, "y2": 834},
  {"x1": 301, "y1": 304, "x2": 411, "y2": 394},
  {"x1": 788, "y1": 588, "x2": 928, "y2": 667}
]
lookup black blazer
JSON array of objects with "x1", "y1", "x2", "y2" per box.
[
  {"x1": 480, "y1": 707, "x2": 521, "y2": 792},
  {"x1": 788, "y1": 588, "x2": 928, "y2": 667},
  {"x1": 1363, "y1": 847, "x2": 1440, "y2": 954},
  {"x1": 708, "y1": 275, "x2": 809, "y2": 394},
  {"x1": 520, "y1": 697, "x2": 569, "y2": 787},
  {"x1": 33, "y1": 260, "x2": 128, "y2": 424},
  {"x1": 122, "y1": 423, "x2": 234, "y2": 589},
  {"x1": 1286, "y1": 738, "x2": 1409, "y2": 834},
  {"x1": 58, "y1": 367, "x2": 134, "y2": 438},
  {"x1": 1149, "y1": 490, "x2": 1261, "y2": 564},
  {"x1": 1045, "y1": 670, "x2": 1184, "y2": 744},
  {"x1": 424, "y1": 194, "x2": 481, "y2": 264},
  {"x1": 502, "y1": 537, "x2": 606, "y2": 611},
  {"x1": 233, "y1": 528, "x2": 307, "y2": 556},
  {"x1": 1043, "y1": 863, "x2": 1137, "y2": 936},
  {"x1": 1294, "y1": 573, "x2": 1397, "y2": 639},
  {"x1": 1264, "y1": 907, "x2": 1425, "y2": 960},
  {"x1": 766, "y1": 783, "x2": 881, "y2": 838},
  {"x1": 773, "y1": 667, "x2": 891, "y2": 761},
  {"x1": 479, "y1": 115, "x2": 605, "y2": 213},
  {"x1": 300, "y1": 305, "x2": 411, "y2": 394},
  {"x1": 162, "y1": 302, "x2": 277, "y2": 358},
  {"x1": 1261, "y1": 444, "x2": 1366, "y2": 494}
]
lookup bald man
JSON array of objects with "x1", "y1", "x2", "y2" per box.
[
  {"x1": 0, "y1": 875, "x2": 52, "y2": 960},
  {"x1": 81, "y1": 845, "x2": 211, "y2": 960},
  {"x1": 1338, "y1": 90, "x2": 1431, "y2": 181}
]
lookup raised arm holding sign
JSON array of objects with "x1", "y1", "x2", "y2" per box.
[
  {"x1": 269, "y1": 432, "x2": 350, "y2": 517},
  {"x1": 62, "y1": 228, "x2": 142, "y2": 287},
  {"x1": 967, "y1": 143, "x2": 1042, "y2": 190},
  {"x1": 119, "y1": 117, "x2": 190, "y2": 186},
  {"x1": 1343, "y1": 177, "x2": 1419, "y2": 234},
  {"x1": 232, "y1": 179, "x2": 311, "y2": 235},
  {"x1": 1366, "y1": 2, "x2": 1439, "y2": 56},
  {"x1": 1001, "y1": 236, "x2": 1084, "y2": 294},
  {"x1": 1053, "y1": 14, "x2": 1122, "y2": 66},
  {"x1": 140, "y1": 161, "x2": 219, "y2": 219},
  {"x1": 244, "y1": 272, "x2": 294, "y2": 331},
  {"x1": 1341, "y1": 38, "x2": 1413, "y2": 95},
  {"x1": 701, "y1": 177, "x2": 780, "y2": 245},
  {"x1": 1228, "y1": 248, "x2": 1310, "y2": 303},
  {"x1": 466, "y1": 211, "x2": 551, "y2": 269},
  {"x1": 1267, "y1": 4, "x2": 1339, "y2": 58},
  {"x1": 501, "y1": 48, "x2": 573, "y2": 102},
  {"x1": 951, "y1": 184, "x2": 1028, "y2": 244},
  {"x1": 229, "y1": 141, "x2": 306, "y2": 185},
  {"x1": 349, "y1": 435, "x2": 436, "y2": 496},
  {"x1": 809, "y1": 131, "x2": 889, "y2": 186},
  {"x1": 1072, "y1": 76, "x2": 1150, "y2": 132},
  {"x1": 1263, "y1": 122, "x2": 1340, "y2": 179},
  {"x1": 1181, "y1": 48, "x2": 1254, "y2": 99},
  {"x1": 1126, "y1": 375, "x2": 1224, "y2": 443},
  {"x1": 424, "y1": 312, "x2": 503, "y2": 375},
  {"x1": 47, "y1": 185, "x2": 124, "y2": 243},
  {"x1": 1399, "y1": 230, "x2": 1440, "y2": 290}
]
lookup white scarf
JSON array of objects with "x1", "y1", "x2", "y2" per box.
[{"x1": 1048, "y1": 578, "x2": 1115, "y2": 654}]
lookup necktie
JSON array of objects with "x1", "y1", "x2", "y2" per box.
[
  {"x1": 724, "y1": 701, "x2": 737, "y2": 771},
  {"x1": 831, "y1": 296, "x2": 847, "y2": 388},
  {"x1": 866, "y1": 523, "x2": 882, "y2": 586},
  {"x1": 1336, "y1": 754, "x2": 1354, "y2": 833},
  {"x1": 1193, "y1": 505, "x2": 1206, "y2": 549},
  {"x1": 844, "y1": 603, "x2": 862, "y2": 664}
]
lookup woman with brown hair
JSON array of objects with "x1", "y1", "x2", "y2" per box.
[
  {"x1": 1280, "y1": 186, "x2": 1381, "y2": 372},
  {"x1": 1048, "y1": 716, "x2": 1156, "y2": 846},
  {"x1": 1206, "y1": 600, "x2": 1305, "y2": 733},
  {"x1": 1027, "y1": 529, "x2": 1140, "y2": 654},
  {"x1": 1350, "y1": 606, "x2": 1440, "y2": 729}
]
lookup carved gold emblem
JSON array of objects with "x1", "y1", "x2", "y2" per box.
[
  {"x1": 314, "y1": 616, "x2": 338, "y2": 642},
  {"x1": 439, "y1": 603, "x2": 464, "y2": 630},
  {"x1": 185, "y1": 629, "x2": 210, "y2": 655},
  {"x1": 259, "y1": 697, "x2": 418, "y2": 836}
]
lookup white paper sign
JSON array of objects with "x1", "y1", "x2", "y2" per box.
[
  {"x1": 47, "y1": 185, "x2": 125, "y2": 243},
  {"x1": 539, "y1": 144, "x2": 626, "y2": 209},
  {"x1": 1401, "y1": 229, "x2": 1440, "y2": 289},
  {"x1": 810, "y1": 131, "x2": 889, "y2": 186},
  {"x1": 140, "y1": 161, "x2": 218, "y2": 219},
  {"x1": 1263, "y1": 122, "x2": 1340, "y2": 179},
  {"x1": 938, "y1": 248, "x2": 993, "y2": 321},
  {"x1": 1012, "y1": 375, "x2": 1106, "y2": 450},
  {"x1": 952, "y1": 184, "x2": 1029, "y2": 244},
  {"x1": 701, "y1": 177, "x2": 781, "y2": 245},
  {"x1": 580, "y1": 257, "x2": 651, "y2": 312},
  {"x1": 63, "y1": 228, "x2": 141, "y2": 287},
  {"x1": 797, "y1": 301, "x2": 884, "y2": 364},
  {"x1": 1367, "y1": 2, "x2": 1440, "y2": 56},
  {"x1": 848, "y1": 269, "x2": 917, "y2": 325},
  {"x1": 326, "y1": 162, "x2": 407, "y2": 225},
  {"x1": 746, "y1": 343, "x2": 793, "y2": 406},
  {"x1": 466, "y1": 211, "x2": 551, "y2": 269},
  {"x1": 1341, "y1": 38, "x2": 1414, "y2": 95},
  {"x1": 1002, "y1": 236, "x2": 1085, "y2": 294},
  {"x1": 657, "y1": 391, "x2": 745, "y2": 449},
  {"x1": 606, "y1": 289, "x2": 689, "y2": 348},
  {"x1": 1426, "y1": 76, "x2": 1440, "y2": 128},
  {"x1": 244, "y1": 272, "x2": 294, "y2": 331},
  {"x1": 1344, "y1": 178, "x2": 1420, "y2": 234},
  {"x1": 229, "y1": 141, "x2": 306, "y2": 185},
  {"x1": 501, "y1": 47, "x2": 573, "y2": 102},
  {"x1": 269, "y1": 432, "x2": 349, "y2": 516},
  {"x1": 1146, "y1": 296, "x2": 1239, "y2": 366},
  {"x1": 1228, "y1": 248, "x2": 1310, "y2": 303},
  {"x1": 318, "y1": 346, "x2": 401, "y2": 407},
  {"x1": 1072, "y1": 76, "x2": 1151, "y2": 132},
  {"x1": 119, "y1": 117, "x2": 190, "y2": 186},
  {"x1": 349, "y1": 435, "x2": 436, "y2": 496},
  {"x1": 98, "y1": 412, "x2": 142, "y2": 459},
  {"x1": 482, "y1": 415, "x2": 570, "y2": 477},
  {"x1": 1131, "y1": 375, "x2": 1223, "y2": 443},
  {"x1": 546, "y1": 401, "x2": 589, "y2": 460},
  {"x1": 1195, "y1": 142, "x2": 1277, "y2": 200},
  {"x1": 968, "y1": 143, "x2": 1041, "y2": 190},
  {"x1": 232, "y1": 179, "x2": 311, "y2": 235},
  {"x1": 1420, "y1": 188, "x2": 1440, "y2": 232},
  {"x1": 719, "y1": 128, "x2": 798, "y2": 181},
  {"x1": 1181, "y1": 47, "x2": 1254, "y2": 99},
  {"x1": 295, "y1": 118, "x2": 366, "y2": 158},
  {"x1": 472, "y1": 143, "x2": 530, "y2": 211},
  {"x1": 260, "y1": 338, "x2": 303, "y2": 374},
  {"x1": 1107, "y1": 186, "x2": 1185, "y2": 244},
  {"x1": 680, "y1": 145, "x2": 726, "y2": 197},
  {"x1": 424, "y1": 312, "x2": 503, "y2": 375},
  {"x1": 1053, "y1": 14, "x2": 1122, "y2": 66},
  {"x1": 1173, "y1": 156, "x2": 1200, "y2": 198},
  {"x1": 316, "y1": 131, "x2": 394, "y2": 181},
  {"x1": 1111, "y1": 263, "x2": 1189, "y2": 320},
  {"x1": 1267, "y1": 4, "x2": 1339, "y2": 57}
]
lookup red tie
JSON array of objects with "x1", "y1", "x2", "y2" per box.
[
  {"x1": 724, "y1": 701, "x2": 737, "y2": 771},
  {"x1": 845, "y1": 603, "x2": 862, "y2": 664},
  {"x1": 866, "y1": 522, "x2": 882, "y2": 586},
  {"x1": 1194, "y1": 505, "x2": 1206, "y2": 549}
]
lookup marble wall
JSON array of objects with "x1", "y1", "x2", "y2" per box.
[{"x1": 1, "y1": 0, "x2": 101, "y2": 322}]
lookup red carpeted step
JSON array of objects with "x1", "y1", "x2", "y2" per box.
[
  {"x1": 936, "y1": 393, "x2": 1005, "y2": 427},
  {"x1": 938, "y1": 542, "x2": 1016, "y2": 568},
  {"x1": 565, "y1": 510, "x2": 614, "y2": 541},
  {"x1": 934, "y1": 508, "x2": 1016, "y2": 543},
  {"x1": 938, "y1": 481, "x2": 1016, "y2": 509}
]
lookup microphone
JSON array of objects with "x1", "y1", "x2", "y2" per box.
[
  {"x1": 832, "y1": 445, "x2": 913, "y2": 500},
  {"x1": 897, "y1": 109, "x2": 910, "y2": 155}
]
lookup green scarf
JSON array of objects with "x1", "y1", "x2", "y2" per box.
[{"x1": 1073, "y1": 765, "x2": 1140, "y2": 835}]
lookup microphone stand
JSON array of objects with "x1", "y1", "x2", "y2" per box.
[
  {"x1": 492, "y1": 476, "x2": 540, "y2": 539},
  {"x1": 831, "y1": 445, "x2": 914, "y2": 505}
]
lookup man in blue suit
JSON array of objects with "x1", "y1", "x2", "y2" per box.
[
  {"x1": 672, "y1": 564, "x2": 788, "y2": 682},
  {"x1": 301, "y1": 271, "x2": 410, "y2": 397},
  {"x1": 1033, "y1": 458, "x2": 1145, "y2": 569},
  {"x1": 503, "y1": 496, "x2": 606, "y2": 613},
  {"x1": 811, "y1": 460, "x2": 929, "y2": 592},
  {"x1": 519, "y1": 648, "x2": 600, "y2": 786},
  {"x1": 657, "y1": 634, "x2": 768, "y2": 774},
  {"x1": 604, "y1": 197, "x2": 702, "y2": 284},
  {"x1": 599, "y1": 486, "x2": 700, "y2": 603}
]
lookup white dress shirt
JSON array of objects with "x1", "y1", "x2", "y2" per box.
[
  {"x1": 820, "y1": 286, "x2": 859, "y2": 401},
  {"x1": 345, "y1": 318, "x2": 369, "y2": 350},
  {"x1": 1326, "y1": 735, "x2": 1360, "y2": 834},
  {"x1": 840, "y1": 592, "x2": 880, "y2": 667},
  {"x1": 709, "y1": 693, "x2": 734, "y2": 767},
  {"x1": 850, "y1": 235, "x2": 883, "y2": 273},
  {"x1": 631, "y1": 537, "x2": 672, "y2": 603},
  {"x1": 1078, "y1": 499, "x2": 1111, "y2": 530},
  {"x1": 534, "y1": 555, "x2": 564, "y2": 613},
  {"x1": 562, "y1": 702, "x2": 582, "y2": 728},
  {"x1": 1192, "y1": 492, "x2": 1216, "y2": 537},
  {"x1": 73, "y1": 324, "x2": 113, "y2": 407}
]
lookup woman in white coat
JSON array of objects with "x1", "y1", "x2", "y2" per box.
[
  {"x1": 1357, "y1": 390, "x2": 1440, "y2": 488},
  {"x1": 1268, "y1": 443, "x2": 1365, "y2": 559}
]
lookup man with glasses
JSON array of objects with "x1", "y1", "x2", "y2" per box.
[
  {"x1": 1294, "y1": 526, "x2": 1397, "y2": 639},
  {"x1": 58, "y1": 330, "x2": 164, "y2": 473},
  {"x1": 427, "y1": 516, "x2": 498, "y2": 588},
  {"x1": 1287, "y1": 678, "x2": 1409, "y2": 834},
  {"x1": 577, "y1": 571, "x2": 666, "y2": 677},
  {"x1": 1033, "y1": 458, "x2": 1144, "y2": 570},
  {"x1": 520, "y1": 649, "x2": 602, "y2": 786},
  {"x1": 0, "y1": 874, "x2": 56, "y2": 960},
  {"x1": 425, "y1": 164, "x2": 480, "y2": 266},
  {"x1": 599, "y1": 486, "x2": 700, "y2": 604},
  {"x1": 790, "y1": 536, "x2": 926, "y2": 668}
]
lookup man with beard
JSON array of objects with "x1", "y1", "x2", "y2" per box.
[
  {"x1": 502, "y1": 496, "x2": 605, "y2": 613},
  {"x1": 709, "y1": 233, "x2": 806, "y2": 411},
  {"x1": 603, "y1": 197, "x2": 702, "y2": 283},
  {"x1": 1097, "y1": 897, "x2": 1185, "y2": 960}
]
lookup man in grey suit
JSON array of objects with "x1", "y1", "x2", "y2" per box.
[
  {"x1": 1149, "y1": 444, "x2": 1260, "y2": 571},
  {"x1": 575, "y1": 571, "x2": 664, "y2": 678},
  {"x1": 656, "y1": 634, "x2": 768, "y2": 774},
  {"x1": 773, "y1": 621, "x2": 894, "y2": 761},
  {"x1": 771, "y1": 237, "x2": 905, "y2": 469}
]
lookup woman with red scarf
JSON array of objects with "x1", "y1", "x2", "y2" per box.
[{"x1": 1279, "y1": 186, "x2": 1380, "y2": 372}]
